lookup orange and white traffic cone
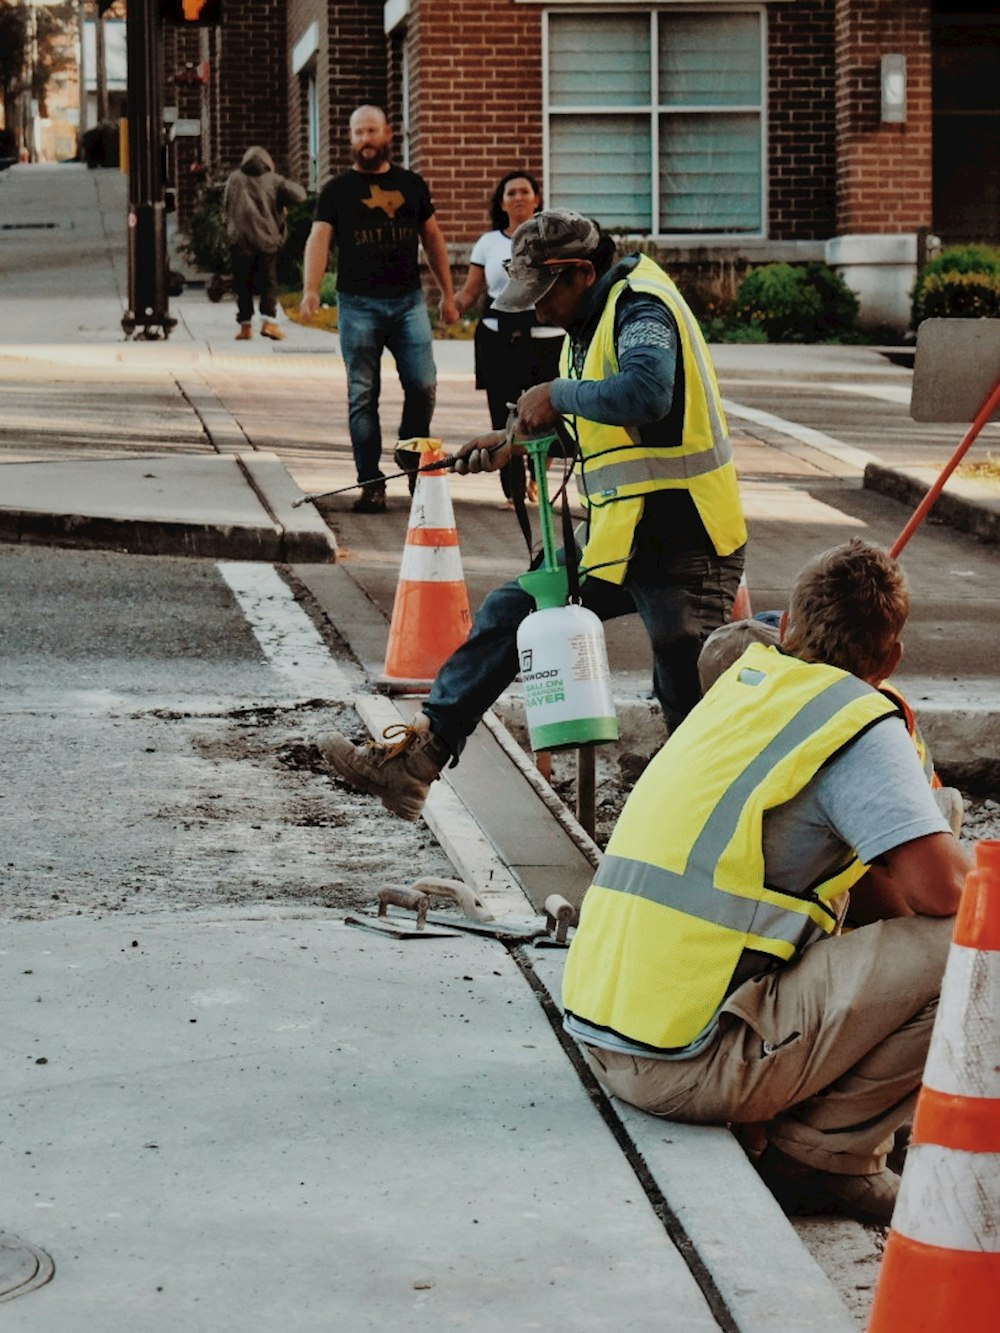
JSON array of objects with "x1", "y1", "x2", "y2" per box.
[
  {"x1": 379, "y1": 438, "x2": 472, "y2": 693},
  {"x1": 867, "y1": 839, "x2": 1000, "y2": 1333},
  {"x1": 731, "y1": 571, "x2": 753, "y2": 622}
]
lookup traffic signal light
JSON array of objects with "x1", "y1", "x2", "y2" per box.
[{"x1": 160, "y1": 0, "x2": 222, "y2": 23}]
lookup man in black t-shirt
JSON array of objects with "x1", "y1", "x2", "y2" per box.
[{"x1": 301, "y1": 106, "x2": 458, "y2": 512}]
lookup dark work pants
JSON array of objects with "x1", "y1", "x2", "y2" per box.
[{"x1": 231, "y1": 249, "x2": 278, "y2": 325}]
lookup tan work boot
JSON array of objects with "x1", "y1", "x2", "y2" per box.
[
  {"x1": 317, "y1": 719, "x2": 449, "y2": 821},
  {"x1": 260, "y1": 321, "x2": 285, "y2": 340},
  {"x1": 235, "y1": 324, "x2": 253, "y2": 341},
  {"x1": 755, "y1": 1146, "x2": 899, "y2": 1225}
]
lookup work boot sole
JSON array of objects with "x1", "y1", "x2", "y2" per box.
[{"x1": 317, "y1": 733, "x2": 425, "y2": 822}]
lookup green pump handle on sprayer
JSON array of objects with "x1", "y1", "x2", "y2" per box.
[
  {"x1": 516, "y1": 433, "x2": 570, "y2": 609},
  {"x1": 513, "y1": 433, "x2": 619, "y2": 752}
]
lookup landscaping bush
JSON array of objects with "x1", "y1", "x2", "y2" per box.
[
  {"x1": 277, "y1": 194, "x2": 320, "y2": 288},
  {"x1": 912, "y1": 245, "x2": 1000, "y2": 324},
  {"x1": 182, "y1": 185, "x2": 322, "y2": 288},
  {"x1": 730, "y1": 262, "x2": 858, "y2": 342},
  {"x1": 181, "y1": 181, "x2": 228, "y2": 274}
]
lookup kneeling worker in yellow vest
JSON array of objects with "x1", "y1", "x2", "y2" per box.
[{"x1": 562, "y1": 539, "x2": 970, "y2": 1224}]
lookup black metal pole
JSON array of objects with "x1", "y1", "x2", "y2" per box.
[{"x1": 122, "y1": 0, "x2": 175, "y2": 338}]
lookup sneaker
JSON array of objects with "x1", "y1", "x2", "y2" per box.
[
  {"x1": 351, "y1": 484, "x2": 387, "y2": 514},
  {"x1": 235, "y1": 325, "x2": 253, "y2": 341},
  {"x1": 260, "y1": 321, "x2": 285, "y2": 340},
  {"x1": 316, "y1": 720, "x2": 449, "y2": 821},
  {"x1": 755, "y1": 1146, "x2": 899, "y2": 1225}
]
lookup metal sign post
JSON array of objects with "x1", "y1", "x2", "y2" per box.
[{"x1": 122, "y1": 0, "x2": 175, "y2": 340}]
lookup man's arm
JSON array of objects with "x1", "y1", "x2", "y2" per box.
[
  {"x1": 419, "y1": 215, "x2": 459, "y2": 325},
  {"x1": 850, "y1": 832, "x2": 969, "y2": 923},
  {"x1": 300, "y1": 220, "x2": 334, "y2": 321},
  {"x1": 516, "y1": 295, "x2": 677, "y2": 434}
]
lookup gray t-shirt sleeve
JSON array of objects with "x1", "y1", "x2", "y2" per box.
[{"x1": 763, "y1": 716, "x2": 949, "y2": 894}]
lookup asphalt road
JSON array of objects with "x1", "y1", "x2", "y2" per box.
[{"x1": 0, "y1": 544, "x2": 453, "y2": 920}]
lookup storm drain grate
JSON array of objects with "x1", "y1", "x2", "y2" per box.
[
  {"x1": 1, "y1": 222, "x2": 59, "y2": 230},
  {"x1": 0, "y1": 1234, "x2": 55, "y2": 1302}
]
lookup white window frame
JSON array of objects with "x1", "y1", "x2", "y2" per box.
[{"x1": 543, "y1": 5, "x2": 769, "y2": 241}]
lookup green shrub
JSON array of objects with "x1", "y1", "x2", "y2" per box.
[
  {"x1": 730, "y1": 262, "x2": 859, "y2": 342},
  {"x1": 183, "y1": 185, "x2": 324, "y2": 287},
  {"x1": 277, "y1": 194, "x2": 320, "y2": 288},
  {"x1": 181, "y1": 181, "x2": 228, "y2": 274},
  {"x1": 912, "y1": 245, "x2": 1000, "y2": 323},
  {"x1": 698, "y1": 315, "x2": 769, "y2": 344},
  {"x1": 802, "y1": 261, "x2": 860, "y2": 337},
  {"x1": 732, "y1": 264, "x2": 822, "y2": 342}
]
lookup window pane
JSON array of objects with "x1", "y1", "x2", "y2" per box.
[
  {"x1": 549, "y1": 13, "x2": 650, "y2": 107},
  {"x1": 550, "y1": 115, "x2": 652, "y2": 230},
  {"x1": 659, "y1": 13, "x2": 761, "y2": 107},
  {"x1": 659, "y1": 113, "x2": 761, "y2": 233}
]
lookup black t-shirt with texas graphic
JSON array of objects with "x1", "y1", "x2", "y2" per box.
[{"x1": 315, "y1": 165, "x2": 434, "y2": 297}]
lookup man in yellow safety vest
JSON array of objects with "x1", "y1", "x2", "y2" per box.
[
  {"x1": 317, "y1": 210, "x2": 746, "y2": 822},
  {"x1": 563, "y1": 538, "x2": 970, "y2": 1224}
]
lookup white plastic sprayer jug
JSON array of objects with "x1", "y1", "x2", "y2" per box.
[{"x1": 515, "y1": 435, "x2": 618, "y2": 752}]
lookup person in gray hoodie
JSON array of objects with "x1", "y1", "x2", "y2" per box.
[{"x1": 223, "y1": 146, "x2": 306, "y2": 341}]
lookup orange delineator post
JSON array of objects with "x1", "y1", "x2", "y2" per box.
[
  {"x1": 867, "y1": 839, "x2": 1000, "y2": 1333},
  {"x1": 891, "y1": 372, "x2": 1000, "y2": 558},
  {"x1": 381, "y1": 439, "x2": 472, "y2": 691}
]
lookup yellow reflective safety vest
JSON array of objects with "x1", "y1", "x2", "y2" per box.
[
  {"x1": 560, "y1": 254, "x2": 747, "y2": 585},
  {"x1": 562, "y1": 644, "x2": 902, "y2": 1052}
]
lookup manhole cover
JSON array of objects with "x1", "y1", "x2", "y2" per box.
[{"x1": 0, "y1": 1234, "x2": 55, "y2": 1302}]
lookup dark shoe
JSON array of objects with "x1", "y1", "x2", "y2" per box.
[
  {"x1": 351, "y1": 484, "x2": 387, "y2": 514},
  {"x1": 235, "y1": 324, "x2": 253, "y2": 341},
  {"x1": 316, "y1": 720, "x2": 449, "y2": 821},
  {"x1": 260, "y1": 321, "x2": 285, "y2": 341},
  {"x1": 755, "y1": 1146, "x2": 899, "y2": 1225}
]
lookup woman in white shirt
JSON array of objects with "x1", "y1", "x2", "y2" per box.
[{"x1": 455, "y1": 171, "x2": 564, "y2": 506}]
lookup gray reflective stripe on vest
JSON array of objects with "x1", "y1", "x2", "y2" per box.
[
  {"x1": 596, "y1": 673, "x2": 878, "y2": 948},
  {"x1": 579, "y1": 278, "x2": 733, "y2": 494},
  {"x1": 596, "y1": 852, "x2": 826, "y2": 950},
  {"x1": 584, "y1": 443, "x2": 731, "y2": 492}
]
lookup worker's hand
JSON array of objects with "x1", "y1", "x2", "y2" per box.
[
  {"x1": 440, "y1": 296, "x2": 460, "y2": 326},
  {"x1": 452, "y1": 431, "x2": 511, "y2": 475},
  {"x1": 299, "y1": 291, "x2": 321, "y2": 322},
  {"x1": 515, "y1": 382, "x2": 559, "y2": 434}
]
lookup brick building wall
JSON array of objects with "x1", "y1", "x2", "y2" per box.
[
  {"x1": 767, "y1": 0, "x2": 839, "y2": 239},
  {"x1": 166, "y1": 3, "x2": 290, "y2": 229},
  {"x1": 286, "y1": 0, "x2": 323, "y2": 188},
  {"x1": 834, "y1": 0, "x2": 933, "y2": 232},
  {"x1": 407, "y1": 0, "x2": 544, "y2": 245}
]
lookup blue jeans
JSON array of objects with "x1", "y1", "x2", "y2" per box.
[
  {"x1": 422, "y1": 534, "x2": 746, "y2": 764},
  {"x1": 337, "y1": 290, "x2": 437, "y2": 483}
]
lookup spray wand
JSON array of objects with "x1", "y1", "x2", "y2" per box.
[{"x1": 289, "y1": 437, "x2": 517, "y2": 509}]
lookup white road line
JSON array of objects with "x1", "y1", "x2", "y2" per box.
[
  {"x1": 724, "y1": 398, "x2": 879, "y2": 470},
  {"x1": 217, "y1": 561, "x2": 359, "y2": 698}
]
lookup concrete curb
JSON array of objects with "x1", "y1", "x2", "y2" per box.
[
  {"x1": 0, "y1": 453, "x2": 336, "y2": 564},
  {"x1": 236, "y1": 453, "x2": 338, "y2": 563},
  {"x1": 864, "y1": 461, "x2": 1000, "y2": 545}
]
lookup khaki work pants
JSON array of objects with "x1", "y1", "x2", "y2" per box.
[{"x1": 582, "y1": 915, "x2": 953, "y2": 1175}]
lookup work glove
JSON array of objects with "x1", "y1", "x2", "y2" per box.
[{"x1": 452, "y1": 430, "x2": 513, "y2": 475}]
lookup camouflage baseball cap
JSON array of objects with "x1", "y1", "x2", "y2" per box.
[
  {"x1": 697, "y1": 619, "x2": 780, "y2": 694},
  {"x1": 492, "y1": 209, "x2": 601, "y2": 312}
]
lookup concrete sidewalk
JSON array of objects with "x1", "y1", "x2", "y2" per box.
[{"x1": 0, "y1": 161, "x2": 992, "y2": 1329}]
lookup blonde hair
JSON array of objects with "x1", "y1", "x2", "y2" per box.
[{"x1": 783, "y1": 539, "x2": 909, "y2": 679}]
